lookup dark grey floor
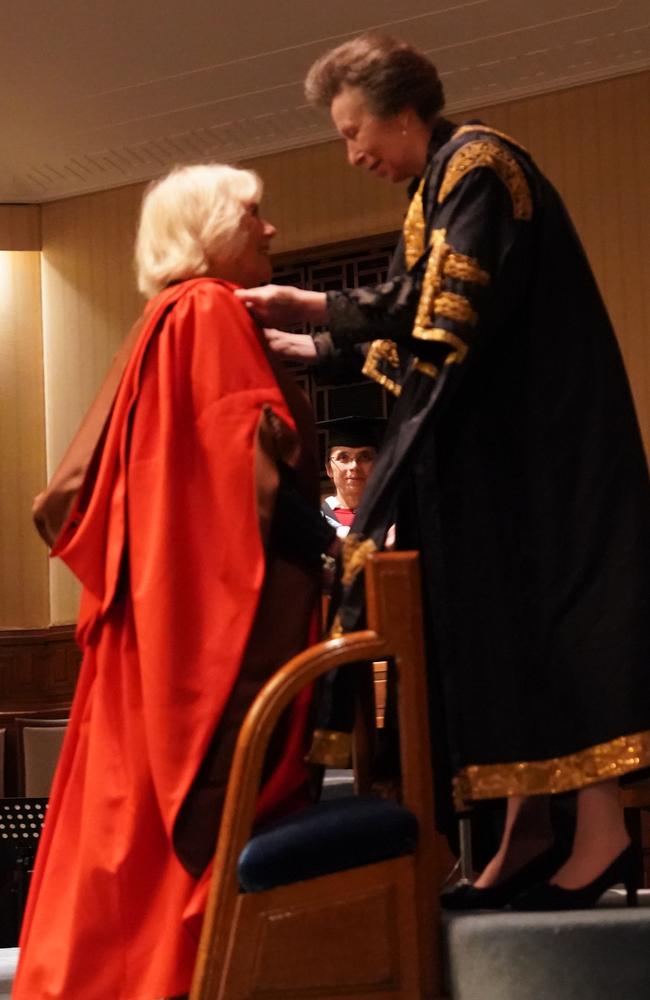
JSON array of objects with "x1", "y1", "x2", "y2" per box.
[{"x1": 445, "y1": 891, "x2": 650, "y2": 1000}]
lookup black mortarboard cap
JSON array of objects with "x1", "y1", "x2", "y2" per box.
[{"x1": 317, "y1": 415, "x2": 386, "y2": 449}]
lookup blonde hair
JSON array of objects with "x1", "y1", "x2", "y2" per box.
[{"x1": 135, "y1": 163, "x2": 262, "y2": 298}]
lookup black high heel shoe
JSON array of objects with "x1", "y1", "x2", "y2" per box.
[
  {"x1": 441, "y1": 843, "x2": 568, "y2": 911},
  {"x1": 509, "y1": 843, "x2": 638, "y2": 911}
]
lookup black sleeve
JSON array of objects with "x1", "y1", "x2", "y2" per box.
[
  {"x1": 325, "y1": 271, "x2": 423, "y2": 350},
  {"x1": 311, "y1": 332, "x2": 369, "y2": 386},
  {"x1": 324, "y1": 143, "x2": 534, "y2": 378}
]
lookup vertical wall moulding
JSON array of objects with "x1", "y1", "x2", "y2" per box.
[{"x1": 0, "y1": 249, "x2": 49, "y2": 627}]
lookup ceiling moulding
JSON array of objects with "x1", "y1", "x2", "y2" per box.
[{"x1": 7, "y1": 61, "x2": 650, "y2": 206}]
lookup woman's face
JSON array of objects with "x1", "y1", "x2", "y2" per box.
[
  {"x1": 214, "y1": 203, "x2": 276, "y2": 287},
  {"x1": 326, "y1": 445, "x2": 377, "y2": 509},
  {"x1": 330, "y1": 85, "x2": 426, "y2": 183}
]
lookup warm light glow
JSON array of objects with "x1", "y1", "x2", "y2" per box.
[{"x1": 0, "y1": 250, "x2": 14, "y2": 304}]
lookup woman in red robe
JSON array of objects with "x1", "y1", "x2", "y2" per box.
[{"x1": 14, "y1": 164, "x2": 331, "y2": 999}]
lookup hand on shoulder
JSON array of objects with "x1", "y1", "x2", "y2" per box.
[{"x1": 234, "y1": 284, "x2": 327, "y2": 327}]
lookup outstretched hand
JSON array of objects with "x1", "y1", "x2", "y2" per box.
[
  {"x1": 264, "y1": 328, "x2": 318, "y2": 362},
  {"x1": 234, "y1": 284, "x2": 327, "y2": 327}
]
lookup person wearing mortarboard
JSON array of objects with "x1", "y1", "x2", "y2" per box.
[{"x1": 319, "y1": 415, "x2": 385, "y2": 538}]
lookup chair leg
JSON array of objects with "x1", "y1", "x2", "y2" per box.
[
  {"x1": 458, "y1": 813, "x2": 474, "y2": 884},
  {"x1": 624, "y1": 807, "x2": 645, "y2": 888}
]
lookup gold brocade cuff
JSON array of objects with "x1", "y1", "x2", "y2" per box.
[
  {"x1": 307, "y1": 729, "x2": 352, "y2": 768},
  {"x1": 362, "y1": 339, "x2": 403, "y2": 398},
  {"x1": 453, "y1": 728, "x2": 650, "y2": 808}
]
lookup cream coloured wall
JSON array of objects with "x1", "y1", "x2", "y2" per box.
[
  {"x1": 0, "y1": 249, "x2": 49, "y2": 627},
  {"x1": 41, "y1": 184, "x2": 146, "y2": 623},
  {"x1": 4, "y1": 69, "x2": 649, "y2": 625}
]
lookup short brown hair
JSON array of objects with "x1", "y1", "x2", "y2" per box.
[{"x1": 305, "y1": 34, "x2": 444, "y2": 122}]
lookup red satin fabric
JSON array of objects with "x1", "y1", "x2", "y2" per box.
[{"x1": 15, "y1": 280, "x2": 317, "y2": 999}]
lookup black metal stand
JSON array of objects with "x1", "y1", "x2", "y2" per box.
[{"x1": 0, "y1": 798, "x2": 48, "y2": 946}]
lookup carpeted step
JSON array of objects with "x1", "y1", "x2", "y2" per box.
[{"x1": 445, "y1": 891, "x2": 650, "y2": 1000}]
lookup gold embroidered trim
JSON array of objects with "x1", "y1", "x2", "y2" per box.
[
  {"x1": 412, "y1": 357, "x2": 440, "y2": 380},
  {"x1": 412, "y1": 327, "x2": 469, "y2": 362},
  {"x1": 403, "y1": 176, "x2": 427, "y2": 269},
  {"x1": 342, "y1": 532, "x2": 378, "y2": 586},
  {"x1": 438, "y1": 140, "x2": 533, "y2": 221},
  {"x1": 362, "y1": 339, "x2": 403, "y2": 398},
  {"x1": 453, "y1": 123, "x2": 530, "y2": 155},
  {"x1": 306, "y1": 729, "x2": 352, "y2": 768},
  {"x1": 444, "y1": 251, "x2": 490, "y2": 287},
  {"x1": 411, "y1": 228, "x2": 449, "y2": 341},
  {"x1": 453, "y1": 728, "x2": 650, "y2": 804},
  {"x1": 329, "y1": 613, "x2": 344, "y2": 638},
  {"x1": 433, "y1": 291, "x2": 478, "y2": 326}
]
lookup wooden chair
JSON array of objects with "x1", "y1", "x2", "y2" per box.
[
  {"x1": 191, "y1": 552, "x2": 443, "y2": 1000},
  {"x1": 0, "y1": 708, "x2": 71, "y2": 797}
]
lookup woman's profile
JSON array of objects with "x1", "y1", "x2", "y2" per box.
[{"x1": 14, "y1": 163, "x2": 332, "y2": 999}]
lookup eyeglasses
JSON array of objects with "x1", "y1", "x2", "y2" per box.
[{"x1": 329, "y1": 449, "x2": 377, "y2": 468}]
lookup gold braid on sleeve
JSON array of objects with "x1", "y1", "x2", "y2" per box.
[
  {"x1": 433, "y1": 291, "x2": 478, "y2": 327},
  {"x1": 411, "y1": 229, "x2": 472, "y2": 366},
  {"x1": 437, "y1": 139, "x2": 533, "y2": 221},
  {"x1": 362, "y1": 339, "x2": 403, "y2": 398},
  {"x1": 444, "y1": 251, "x2": 490, "y2": 286},
  {"x1": 412, "y1": 228, "x2": 449, "y2": 342}
]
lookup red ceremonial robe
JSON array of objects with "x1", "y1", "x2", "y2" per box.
[{"x1": 14, "y1": 279, "x2": 320, "y2": 1000}]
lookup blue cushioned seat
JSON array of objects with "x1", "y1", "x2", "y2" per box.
[{"x1": 238, "y1": 796, "x2": 419, "y2": 893}]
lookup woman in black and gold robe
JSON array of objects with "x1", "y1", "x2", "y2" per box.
[{"x1": 237, "y1": 35, "x2": 650, "y2": 910}]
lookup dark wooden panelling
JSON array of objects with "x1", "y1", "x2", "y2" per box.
[
  {"x1": 0, "y1": 626, "x2": 80, "y2": 713},
  {"x1": 0, "y1": 626, "x2": 80, "y2": 795}
]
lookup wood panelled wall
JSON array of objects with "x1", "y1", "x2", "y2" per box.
[
  {"x1": 470, "y1": 73, "x2": 650, "y2": 462},
  {"x1": 1, "y1": 70, "x2": 649, "y2": 627},
  {"x1": 0, "y1": 206, "x2": 41, "y2": 251}
]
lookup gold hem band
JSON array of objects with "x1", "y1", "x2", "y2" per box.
[
  {"x1": 342, "y1": 533, "x2": 378, "y2": 586},
  {"x1": 454, "y1": 728, "x2": 650, "y2": 805},
  {"x1": 306, "y1": 729, "x2": 352, "y2": 768}
]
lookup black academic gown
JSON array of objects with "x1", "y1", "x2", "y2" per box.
[{"x1": 318, "y1": 121, "x2": 650, "y2": 811}]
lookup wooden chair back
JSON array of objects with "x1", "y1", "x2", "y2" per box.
[
  {"x1": 0, "y1": 708, "x2": 71, "y2": 797},
  {"x1": 15, "y1": 717, "x2": 68, "y2": 797},
  {"x1": 191, "y1": 551, "x2": 443, "y2": 1000}
]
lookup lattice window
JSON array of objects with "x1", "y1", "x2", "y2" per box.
[{"x1": 273, "y1": 240, "x2": 396, "y2": 476}]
